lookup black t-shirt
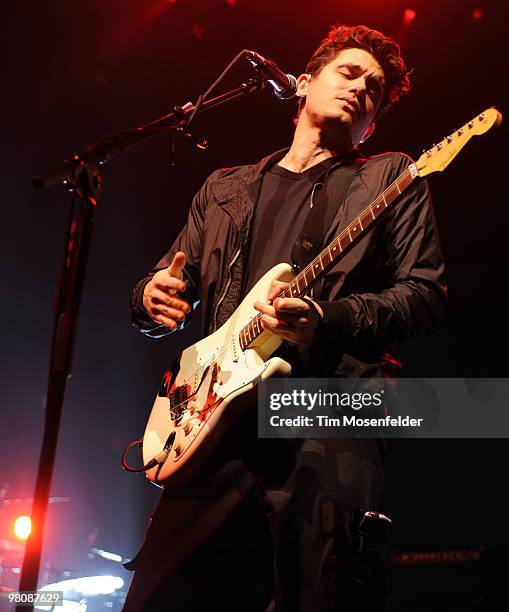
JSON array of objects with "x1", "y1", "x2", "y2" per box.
[{"x1": 242, "y1": 156, "x2": 340, "y2": 299}]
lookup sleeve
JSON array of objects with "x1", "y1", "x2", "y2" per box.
[
  {"x1": 315, "y1": 154, "x2": 447, "y2": 348},
  {"x1": 130, "y1": 171, "x2": 217, "y2": 339}
]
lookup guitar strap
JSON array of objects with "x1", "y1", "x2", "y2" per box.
[{"x1": 291, "y1": 154, "x2": 365, "y2": 273}]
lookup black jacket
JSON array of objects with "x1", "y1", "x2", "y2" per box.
[{"x1": 131, "y1": 148, "x2": 447, "y2": 377}]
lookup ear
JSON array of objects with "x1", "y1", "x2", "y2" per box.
[
  {"x1": 359, "y1": 122, "x2": 375, "y2": 144},
  {"x1": 296, "y1": 73, "x2": 311, "y2": 98}
]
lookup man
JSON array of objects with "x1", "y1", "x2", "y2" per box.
[{"x1": 125, "y1": 24, "x2": 446, "y2": 612}]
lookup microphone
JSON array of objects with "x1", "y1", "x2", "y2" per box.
[{"x1": 244, "y1": 50, "x2": 297, "y2": 100}]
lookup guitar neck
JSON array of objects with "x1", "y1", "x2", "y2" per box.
[{"x1": 238, "y1": 163, "x2": 418, "y2": 351}]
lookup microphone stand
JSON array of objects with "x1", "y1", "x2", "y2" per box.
[{"x1": 17, "y1": 75, "x2": 264, "y2": 611}]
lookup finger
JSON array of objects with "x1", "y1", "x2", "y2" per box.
[
  {"x1": 256, "y1": 300, "x2": 309, "y2": 327},
  {"x1": 153, "y1": 314, "x2": 178, "y2": 331},
  {"x1": 261, "y1": 313, "x2": 291, "y2": 331},
  {"x1": 274, "y1": 297, "x2": 313, "y2": 314},
  {"x1": 151, "y1": 289, "x2": 191, "y2": 313},
  {"x1": 253, "y1": 301, "x2": 277, "y2": 317},
  {"x1": 260, "y1": 317, "x2": 297, "y2": 342},
  {"x1": 273, "y1": 311, "x2": 311, "y2": 328},
  {"x1": 280, "y1": 314, "x2": 311, "y2": 327},
  {"x1": 151, "y1": 305, "x2": 186, "y2": 323},
  {"x1": 154, "y1": 274, "x2": 187, "y2": 294},
  {"x1": 167, "y1": 251, "x2": 186, "y2": 281},
  {"x1": 267, "y1": 280, "x2": 289, "y2": 301}
]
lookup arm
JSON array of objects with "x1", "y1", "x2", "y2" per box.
[
  {"x1": 316, "y1": 160, "x2": 447, "y2": 347},
  {"x1": 254, "y1": 155, "x2": 446, "y2": 353},
  {"x1": 130, "y1": 173, "x2": 212, "y2": 338}
]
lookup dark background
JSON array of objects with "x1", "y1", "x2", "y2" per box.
[{"x1": 1, "y1": 0, "x2": 507, "y2": 594}]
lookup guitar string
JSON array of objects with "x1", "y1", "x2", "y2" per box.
[
  {"x1": 175, "y1": 117, "x2": 488, "y2": 397},
  {"x1": 166, "y1": 109, "x2": 495, "y2": 415},
  {"x1": 176, "y1": 186, "x2": 403, "y2": 402},
  {"x1": 174, "y1": 171, "x2": 412, "y2": 406}
]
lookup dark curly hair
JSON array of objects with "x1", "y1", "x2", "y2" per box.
[{"x1": 299, "y1": 24, "x2": 411, "y2": 120}]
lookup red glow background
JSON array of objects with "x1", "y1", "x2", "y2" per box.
[{"x1": 0, "y1": 0, "x2": 507, "y2": 601}]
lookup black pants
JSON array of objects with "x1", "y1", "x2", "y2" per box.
[
  {"x1": 123, "y1": 438, "x2": 388, "y2": 612},
  {"x1": 269, "y1": 438, "x2": 389, "y2": 612}
]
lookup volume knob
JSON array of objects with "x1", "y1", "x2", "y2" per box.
[{"x1": 182, "y1": 421, "x2": 193, "y2": 435}]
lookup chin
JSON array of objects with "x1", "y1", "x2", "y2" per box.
[{"x1": 320, "y1": 113, "x2": 352, "y2": 131}]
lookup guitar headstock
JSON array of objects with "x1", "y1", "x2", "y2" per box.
[{"x1": 415, "y1": 107, "x2": 502, "y2": 177}]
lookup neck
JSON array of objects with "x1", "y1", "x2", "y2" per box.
[{"x1": 278, "y1": 114, "x2": 354, "y2": 173}]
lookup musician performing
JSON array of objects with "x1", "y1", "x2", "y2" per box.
[{"x1": 124, "y1": 24, "x2": 447, "y2": 612}]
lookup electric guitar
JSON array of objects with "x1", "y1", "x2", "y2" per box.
[{"x1": 137, "y1": 108, "x2": 501, "y2": 488}]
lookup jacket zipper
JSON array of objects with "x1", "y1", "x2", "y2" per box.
[{"x1": 211, "y1": 248, "x2": 240, "y2": 332}]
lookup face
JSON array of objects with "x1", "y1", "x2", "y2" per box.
[{"x1": 297, "y1": 47, "x2": 386, "y2": 144}]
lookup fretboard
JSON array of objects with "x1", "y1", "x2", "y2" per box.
[{"x1": 239, "y1": 164, "x2": 417, "y2": 350}]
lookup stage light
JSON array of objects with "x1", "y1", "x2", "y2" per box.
[
  {"x1": 403, "y1": 8, "x2": 417, "y2": 24},
  {"x1": 472, "y1": 8, "x2": 484, "y2": 21},
  {"x1": 40, "y1": 576, "x2": 124, "y2": 597},
  {"x1": 13, "y1": 515, "x2": 31, "y2": 540}
]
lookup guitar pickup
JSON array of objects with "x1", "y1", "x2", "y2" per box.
[{"x1": 169, "y1": 385, "x2": 190, "y2": 423}]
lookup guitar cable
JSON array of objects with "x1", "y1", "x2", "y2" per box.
[
  {"x1": 121, "y1": 434, "x2": 175, "y2": 473},
  {"x1": 121, "y1": 438, "x2": 169, "y2": 473}
]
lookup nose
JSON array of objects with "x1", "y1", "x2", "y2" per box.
[{"x1": 349, "y1": 77, "x2": 367, "y2": 97}]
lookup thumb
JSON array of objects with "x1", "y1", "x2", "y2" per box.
[{"x1": 167, "y1": 251, "x2": 186, "y2": 280}]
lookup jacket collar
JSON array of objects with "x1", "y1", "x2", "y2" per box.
[
  {"x1": 209, "y1": 147, "x2": 289, "y2": 204},
  {"x1": 208, "y1": 146, "x2": 362, "y2": 206}
]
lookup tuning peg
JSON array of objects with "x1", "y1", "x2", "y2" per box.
[
  {"x1": 446, "y1": 136, "x2": 453, "y2": 143},
  {"x1": 479, "y1": 113, "x2": 485, "y2": 121},
  {"x1": 467, "y1": 121, "x2": 474, "y2": 129}
]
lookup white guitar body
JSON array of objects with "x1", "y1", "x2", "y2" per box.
[{"x1": 142, "y1": 263, "x2": 294, "y2": 487}]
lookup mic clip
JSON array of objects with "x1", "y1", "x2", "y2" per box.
[{"x1": 172, "y1": 104, "x2": 209, "y2": 150}]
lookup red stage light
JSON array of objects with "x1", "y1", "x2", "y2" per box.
[
  {"x1": 403, "y1": 8, "x2": 417, "y2": 24},
  {"x1": 472, "y1": 8, "x2": 484, "y2": 21},
  {"x1": 13, "y1": 515, "x2": 32, "y2": 541}
]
